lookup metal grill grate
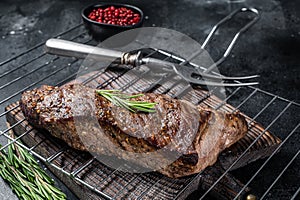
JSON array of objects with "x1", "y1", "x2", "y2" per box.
[{"x1": 1, "y1": 23, "x2": 299, "y2": 200}]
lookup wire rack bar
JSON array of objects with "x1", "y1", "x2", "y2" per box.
[
  {"x1": 0, "y1": 57, "x2": 59, "y2": 90},
  {"x1": 261, "y1": 149, "x2": 300, "y2": 199},
  {"x1": 0, "y1": 127, "x2": 33, "y2": 151},
  {"x1": 136, "y1": 175, "x2": 165, "y2": 200},
  {"x1": 71, "y1": 157, "x2": 96, "y2": 177},
  {"x1": 248, "y1": 96, "x2": 277, "y2": 125},
  {"x1": 58, "y1": 152, "x2": 83, "y2": 171},
  {"x1": 0, "y1": 104, "x2": 19, "y2": 118},
  {"x1": 0, "y1": 31, "x2": 88, "y2": 97},
  {"x1": 240, "y1": 123, "x2": 300, "y2": 200},
  {"x1": 0, "y1": 23, "x2": 83, "y2": 67},
  {"x1": 0, "y1": 119, "x2": 26, "y2": 138},
  {"x1": 112, "y1": 173, "x2": 146, "y2": 199},
  {"x1": 115, "y1": 69, "x2": 151, "y2": 91},
  {"x1": 232, "y1": 88, "x2": 258, "y2": 111},
  {"x1": 0, "y1": 53, "x2": 46, "y2": 79},
  {"x1": 207, "y1": 86, "x2": 252, "y2": 112},
  {"x1": 291, "y1": 186, "x2": 300, "y2": 200},
  {"x1": 195, "y1": 102, "x2": 292, "y2": 200},
  {"x1": 230, "y1": 103, "x2": 294, "y2": 199},
  {"x1": 249, "y1": 86, "x2": 300, "y2": 107},
  {"x1": 214, "y1": 87, "x2": 241, "y2": 110},
  {"x1": 142, "y1": 73, "x2": 175, "y2": 93},
  {"x1": 94, "y1": 169, "x2": 131, "y2": 197},
  {"x1": 0, "y1": 58, "x2": 69, "y2": 105},
  {"x1": 46, "y1": 147, "x2": 68, "y2": 163},
  {"x1": 1, "y1": 132, "x2": 47, "y2": 163},
  {"x1": 74, "y1": 176, "x2": 112, "y2": 200}
]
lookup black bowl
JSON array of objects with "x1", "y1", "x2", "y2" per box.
[{"x1": 81, "y1": 3, "x2": 144, "y2": 41}]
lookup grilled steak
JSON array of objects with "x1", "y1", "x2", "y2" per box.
[{"x1": 20, "y1": 84, "x2": 248, "y2": 178}]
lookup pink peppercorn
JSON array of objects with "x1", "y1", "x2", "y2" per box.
[{"x1": 88, "y1": 6, "x2": 141, "y2": 26}]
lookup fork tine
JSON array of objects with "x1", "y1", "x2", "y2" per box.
[
  {"x1": 175, "y1": 63, "x2": 259, "y2": 81},
  {"x1": 173, "y1": 65, "x2": 259, "y2": 86},
  {"x1": 143, "y1": 58, "x2": 259, "y2": 81},
  {"x1": 192, "y1": 71, "x2": 260, "y2": 80},
  {"x1": 142, "y1": 57, "x2": 259, "y2": 86},
  {"x1": 186, "y1": 77, "x2": 259, "y2": 87},
  {"x1": 173, "y1": 63, "x2": 259, "y2": 82}
]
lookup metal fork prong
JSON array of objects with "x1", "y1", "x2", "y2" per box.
[
  {"x1": 175, "y1": 63, "x2": 260, "y2": 81},
  {"x1": 173, "y1": 63, "x2": 259, "y2": 81},
  {"x1": 174, "y1": 67, "x2": 259, "y2": 86},
  {"x1": 196, "y1": 72, "x2": 260, "y2": 80},
  {"x1": 186, "y1": 77, "x2": 259, "y2": 87},
  {"x1": 143, "y1": 58, "x2": 259, "y2": 81}
]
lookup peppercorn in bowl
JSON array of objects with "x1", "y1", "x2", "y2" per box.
[{"x1": 82, "y1": 3, "x2": 144, "y2": 41}]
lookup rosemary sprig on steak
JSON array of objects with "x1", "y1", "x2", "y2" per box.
[{"x1": 96, "y1": 89, "x2": 157, "y2": 113}]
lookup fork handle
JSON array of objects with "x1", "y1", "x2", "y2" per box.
[{"x1": 45, "y1": 38, "x2": 124, "y2": 61}]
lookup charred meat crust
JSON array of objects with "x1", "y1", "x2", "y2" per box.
[{"x1": 20, "y1": 84, "x2": 248, "y2": 178}]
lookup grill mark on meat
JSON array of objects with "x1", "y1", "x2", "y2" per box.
[{"x1": 20, "y1": 84, "x2": 248, "y2": 178}]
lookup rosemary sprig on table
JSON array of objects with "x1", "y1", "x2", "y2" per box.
[
  {"x1": 96, "y1": 90, "x2": 157, "y2": 113},
  {"x1": 0, "y1": 133, "x2": 66, "y2": 200}
]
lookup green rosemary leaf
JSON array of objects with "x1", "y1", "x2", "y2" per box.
[
  {"x1": 132, "y1": 106, "x2": 156, "y2": 113},
  {"x1": 7, "y1": 144, "x2": 14, "y2": 166},
  {"x1": 13, "y1": 186, "x2": 21, "y2": 197},
  {"x1": 0, "y1": 131, "x2": 67, "y2": 200},
  {"x1": 34, "y1": 167, "x2": 43, "y2": 176},
  {"x1": 0, "y1": 168, "x2": 6, "y2": 179},
  {"x1": 124, "y1": 93, "x2": 144, "y2": 98},
  {"x1": 19, "y1": 147, "x2": 35, "y2": 164},
  {"x1": 22, "y1": 193, "x2": 31, "y2": 200},
  {"x1": 37, "y1": 178, "x2": 49, "y2": 199},
  {"x1": 43, "y1": 182, "x2": 55, "y2": 199},
  {"x1": 34, "y1": 170, "x2": 45, "y2": 180},
  {"x1": 30, "y1": 185, "x2": 43, "y2": 197},
  {"x1": 115, "y1": 97, "x2": 136, "y2": 112},
  {"x1": 16, "y1": 145, "x2": 26, "y2": 162},
  {"x1": 13, "y1": 154, "x2": 20, "y2": 168},
  {"x1": 126, "y1": 101, "x2": 157, "y2": 108},
  {"x1": 20, "y1": 193, "x2": 27, "y2": 200},
  {"x1": 96, "y1": 89, "x2": 157, "y2": 113},
  {"x1": 42, "y1": 173, "x2": 55, "y2": 184},
  {"x1": 49, "y1": 184, "x2": 67, "y2": 198},
  {"x1": 20, "y1": 164, "x2": 35, "y2": 180}
]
